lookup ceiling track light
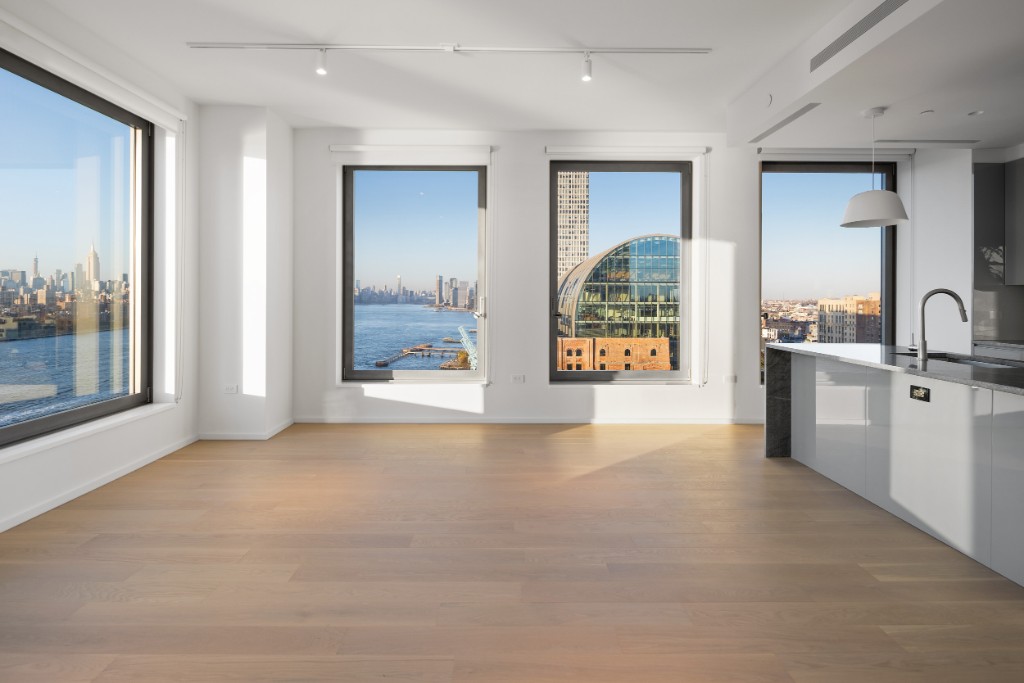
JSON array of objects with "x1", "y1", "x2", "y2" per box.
[
  {"x1": 186, "y1": 42, "x2": 712, "y2": 56},
  {"x1": 189, "y1": 42, "x2": 710, "y2": 83}
]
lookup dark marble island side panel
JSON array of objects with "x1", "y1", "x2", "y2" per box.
[{"x1": 765, "y1": 346, "x2": 792, "y2": 458}]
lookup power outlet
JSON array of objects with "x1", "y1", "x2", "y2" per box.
[
  {"x1": 223, "y1": 384, "x2": 238, "y2": 394},
  {"x1": 511, "y1": 374, "x2": 526, "y2": 384}
]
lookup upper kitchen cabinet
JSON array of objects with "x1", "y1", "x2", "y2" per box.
[{"x1": 1006, "y1": 158, "x2": 1024, "y2": 285}]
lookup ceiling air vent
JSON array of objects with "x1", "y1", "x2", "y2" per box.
[
  {"x1": 749, "y1": 103, "x2": 821, "y2": 144},
  {"x1": 810, "y1": 0, "x2": 910, "y2": 73},
  {"x1": 876, "y1": 139, "x2": 980, "y2": 144}
]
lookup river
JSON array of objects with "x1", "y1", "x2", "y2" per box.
[{"x1": 353, "y1": 304, "x2": 476, "y2": 371}]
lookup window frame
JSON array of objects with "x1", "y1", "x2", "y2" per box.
[
  {"x1": 759, "y1": 160, "x2": 898, "y2": 347},
  {"x1": 549, "y1": 160, "x2": 693, "y2": 383},
  {"x1": 341, "y1": 165, "x2": 487, "y2": 382},
  {"x1": 0, "y1": 48, "x2": 153, "y2": 448}
]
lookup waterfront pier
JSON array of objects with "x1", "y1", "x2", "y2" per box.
[{"x1": 374, "y1": 344, "x2": 464, "y2": 367}]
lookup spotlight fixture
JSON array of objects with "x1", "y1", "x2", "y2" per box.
[
  {"x1": 581, "y1": 51, "x2": 592, "y2": 82},
  {"x1": 840, "y1": 107, "x2": 908, "y2": 228},
  {"x1": 315, "y1": 48, "x2": 327, "y2": 76}
]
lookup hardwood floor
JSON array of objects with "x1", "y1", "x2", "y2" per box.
[{"x1": 2, "y1": 424, "x2": 1023, "y2": 682}]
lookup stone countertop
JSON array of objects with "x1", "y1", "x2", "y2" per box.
[
  {"x1": 767, "y1": 343, "x2": 1024, "y2": 396},
  {"x1": 975, "y1": 340, "x2": 1024, "y2": 349}
]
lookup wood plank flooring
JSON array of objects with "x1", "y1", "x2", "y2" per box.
[{"x1": 2, "y1": 424, "x2": 1024, "y2": 682}]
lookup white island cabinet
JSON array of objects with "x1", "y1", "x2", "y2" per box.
[
  {"x1": 766, "y1": 343, "x2": 1024, "y2": 585},
  {"x1": 865, "y1": 371, "x2": 993, "y2": 565},
  {"x1": 992, "y1": 391, "x2": 1024, "y2": 584},
  {"x1": 790, "y1": 356, "x2": 868, "y2": 496}
]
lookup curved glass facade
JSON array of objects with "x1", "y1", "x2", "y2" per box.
[{"x1": 556, "y1": 234, "x2": 681, "y2": 369}]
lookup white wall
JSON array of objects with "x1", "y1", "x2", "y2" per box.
[
  {"x1": 895, "y1": 148, "x2": 974, "y2": 353},
  {"x1": 0, "y1": 11, "x2": 200, "y2": 531},
  {"x1": 292, "y1": 129, "x2": 763, "y2": 423},
  {"x1": 197, "y1": 105, "x2": 293, "y2": 438},
  {"x1": 266, "y1": 110, "x2": 294, "y2": 434}
]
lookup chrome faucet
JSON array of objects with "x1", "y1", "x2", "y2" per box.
[{"x1": 918, "y1": 288, "x2": 968, "y2": 363}]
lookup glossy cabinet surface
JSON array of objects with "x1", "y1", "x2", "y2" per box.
[
  {"x1": 992, "y1": 391, "x2": 1024, "y2": 584},
  {"x1": 864, "y1": 373, "x2": 993, "y2": 563},
  {"x1": 796, "y1": 358, "x2": 867, "y2": 496}
]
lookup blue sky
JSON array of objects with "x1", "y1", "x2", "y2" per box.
[
  {"x1": 354, "y1": 169, "x2": 684, "y2": 293},
  {"x1": 588, "y1": 172, "x2": 681, "y2": 254},
  {"x1": 762, "y1": 172, "x2": 884, "y2": 300},
  {"x1": 353, "y1": 170, "x2": 480, "y2": 293},
  {"x1": 0, "y1": 67, "x2": 131, "y2": 281}
]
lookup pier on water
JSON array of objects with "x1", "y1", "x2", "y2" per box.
[{"x1": 375, "y1": 344, "x2": 464, "y2": 367}]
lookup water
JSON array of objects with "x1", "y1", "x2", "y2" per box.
[
  {"x1": 353, "y1": 304, "x2": 476, "y2": 371},
  {"x1": 0, "y1": 328, "x2": 131, "y2": 428}
]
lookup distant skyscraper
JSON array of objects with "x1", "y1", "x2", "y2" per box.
[
  {"x1": 355, "y1": 279, "x2": 361, "y2": 291},
  {"x1": 74, "y1": 263, "x2": 85, "y2": 292},
  {"x1": 556, "y1": 171, "x2": 590, "y2": 279},
  {"x1": 32, "y1": 254, "x2": 38, "y2": 279},
  {"x1": 86, "y1": 244, "x2": 100, "y2": 284},
  {"x1": 435, "y1": 275, "x2": 444, "y2": 306}
]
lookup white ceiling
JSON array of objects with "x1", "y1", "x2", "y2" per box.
[
  {"x1": 751, "y1": 0, "x2": 1024, "y2": 150},
  {"x1": 1, "y1": 0, "x2": 850, "y2": 131}
]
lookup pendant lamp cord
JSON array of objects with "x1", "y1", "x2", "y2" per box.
[{"x1": 871, "y1": 113, "x2": 876, "y2": 190}]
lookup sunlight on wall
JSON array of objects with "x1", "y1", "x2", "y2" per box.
[{"x1": 242, "y1": 153, "x2": 266, "y2": 397}]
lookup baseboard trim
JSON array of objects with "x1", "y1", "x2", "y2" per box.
[
  {"x1": 294, "y1": 415, "x2": 765, "y2": 425},
  {"x1": 0, "y1": 434, "x2": 197, "y2": 533},
  {"x1": 199, "y1": 419, "x2": 294, "y2": 441}
]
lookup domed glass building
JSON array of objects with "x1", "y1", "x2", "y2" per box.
[{"x1": 556, "y1": 234, "x2": 681, "y2": 370}]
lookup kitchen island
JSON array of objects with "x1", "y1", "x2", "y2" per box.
[{"x1": 766, "y1": 343, "x2": 1024, "y2": 586}]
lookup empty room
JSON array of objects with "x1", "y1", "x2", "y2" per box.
[{"x1": 2, "y1": 0, "x2": 1024, "y2": 681}]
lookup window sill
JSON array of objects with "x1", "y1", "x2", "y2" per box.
[
  {"x1": 337, "y1": 378, "x2": 490, "y2": 388},
  {"x1": 0, "y1": 402, "x2": 178, "y2": 467},
  {"x1": 549, "y1": 380, "x2": 694, "y2": 386}
]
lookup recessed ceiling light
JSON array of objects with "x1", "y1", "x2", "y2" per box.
[{"x1": 968, "y1": 110, "x2": 985, "y2": 116}]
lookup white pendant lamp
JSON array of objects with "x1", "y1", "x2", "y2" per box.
[{"x1": 841, "y1": 107, "x2": 908, "y2": 228}]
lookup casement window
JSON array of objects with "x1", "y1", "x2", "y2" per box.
[
  {"x1": 342, "y1": 166, "x2": 486, "y2": 381},
  {"x1": 760, "y1": 161, "x2": 897, "y2": 379},
  {"x1": 550, "y1": 161, "x2": 691, "y2": 381},
  {"x1": 0, "y1": 49, "x2": 152, "y2": 446}
]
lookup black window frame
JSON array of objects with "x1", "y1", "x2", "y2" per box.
[
  {"x1": 341, "y1": 165, "x2": 487, "y2": 382},
  {"x1": 0, "y1": 48, "x2": 154, "y2": 448},
  {"x1": 549, "y1": 160, "x2": 693, "y2": 383},
  {"x1": 760, "y1": 161, "x2": 897, "y2": 346}
]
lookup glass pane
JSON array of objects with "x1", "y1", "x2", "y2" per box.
[
  {"x1": 0, "y1": 67, "x2": 138, "y2": 429},
  {"x1": 760, "y1": 170, "x2": 886, "y2": 375},
  {"x1": 350, "y1": 169, "x2": 480, "y2": 373},
  {"x1": 555, "y1": 170, "x2": 681, "y2": 372}
]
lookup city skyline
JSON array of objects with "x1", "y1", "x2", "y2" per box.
[{"x1": 1, "y1": 245, "x2": 124, "y2": 291}]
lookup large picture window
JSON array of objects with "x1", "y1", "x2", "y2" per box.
[
  {"x1": 760, "y1": 161, "x2": 897, "y2": 379},
  {"x1": 550, "y1": 161, "x2": 691, "y2": 381},
  {"x1": 0, "y1": 49, "x2": 152, "y2": 447},
  {"x1": 342, "y1": 166, "x2": 486, "y2": 381}
]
